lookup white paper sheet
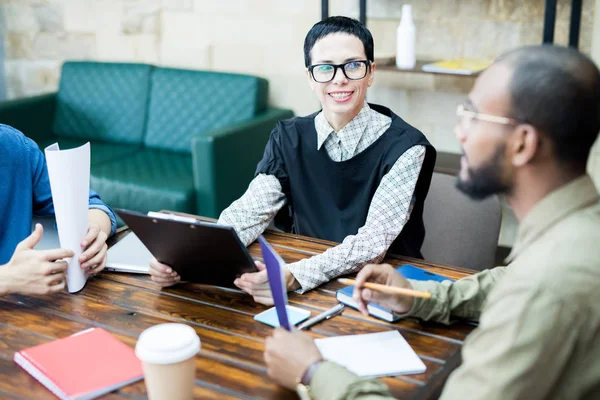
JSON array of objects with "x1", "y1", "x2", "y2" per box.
[
  {"x1": 314, "y1": 330, "x2": 426, "y2": 377},
  {"x1": 44, "y1": 143, "x2": 91, "y2": 293}
]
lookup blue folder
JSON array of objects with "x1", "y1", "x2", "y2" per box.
[{"x1": 336, "y1": 264, "x2": 454, "y2": 322}]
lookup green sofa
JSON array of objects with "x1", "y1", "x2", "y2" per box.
[{"x1": 0, "y1": 61, "x2": 293, "y2": 218}]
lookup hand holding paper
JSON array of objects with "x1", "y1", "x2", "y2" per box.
[
  {"x1": 78, "y1": 209, "x2": 111, "y2": 273},
  {"x1": 44, "y1": 143, "x2": 91, "y2": 293},
  {"x1": 1, "y1": 224, "x2": 73, "y2": 295}
]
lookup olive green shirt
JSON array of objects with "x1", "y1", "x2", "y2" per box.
[{"x1": 309, "y1": 175, "x2": 600, "y2": 400}]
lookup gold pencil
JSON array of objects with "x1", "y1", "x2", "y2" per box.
[{"x1": 337, "y1": 278, "x2": 432, "y2": 299}]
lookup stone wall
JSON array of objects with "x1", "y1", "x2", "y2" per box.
[
  {"x1": 0, "y1": 0, "x2": 323, "y2": 112},
  {"x1": 340, "y1": 0, "x2": 597, "y2": 155},
  {"x1": 1, "y1": 0, "x2": 596, "y2": 154},
  {"x1": 1, "y1": 0, "x2": 598, "y2": 247}
]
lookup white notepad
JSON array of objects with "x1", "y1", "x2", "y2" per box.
[{"x1": 314, "y1": 331, "x2": 426, "y2": 377}]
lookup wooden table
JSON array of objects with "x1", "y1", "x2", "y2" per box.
[{"x1": 0, "y1": 228, "x2": 476, "y2": 400}]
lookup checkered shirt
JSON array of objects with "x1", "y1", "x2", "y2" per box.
[{"x1": 218, "y1": 103, "x2": 425, "y2": 291}]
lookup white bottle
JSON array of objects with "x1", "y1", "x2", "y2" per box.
[{"x1": 396, "y1": 4, "x2": 416, "y2": 69}]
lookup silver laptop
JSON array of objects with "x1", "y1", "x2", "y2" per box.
[
  {"x1": 32, "y1": 216, "x2": 61, "y2": 251},
  {"x1": 31, "y1": 216, "x2": 151, "y2": 274},
  {"x1": 105, "y1": 231, "x2": 152, "y2": 274}
]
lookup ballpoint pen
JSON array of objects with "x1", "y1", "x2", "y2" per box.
[{"x1": 298, "y1": 303, "x2": 345, "y2": 330}]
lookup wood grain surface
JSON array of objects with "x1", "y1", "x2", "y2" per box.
[{"x1": 0, "y1": 219, "x2": 476, "y2": 399}]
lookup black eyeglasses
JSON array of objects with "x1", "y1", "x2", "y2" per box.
[{"x1": 308, "y1": 60, "x2": 371, "y2": 83}]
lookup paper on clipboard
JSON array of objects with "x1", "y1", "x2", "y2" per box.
[{"x1": 44, "y1": 143, "x2": 90, "y2": 293}]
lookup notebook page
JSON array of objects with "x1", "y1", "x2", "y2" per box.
[{"x1": 314, "y1": 331, "x2": 426, "y2": 377}]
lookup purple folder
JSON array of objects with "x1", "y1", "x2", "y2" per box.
[{"x1": 258, "y1": 235, "x2": 291, "y2": 331}]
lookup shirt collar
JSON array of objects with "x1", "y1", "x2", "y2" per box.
[
  {"x1": 506, "y1": 174, "x2": 600, "y2": 262},
  {"x1": 315, "y1": 103, "x2": 371, "y2": 153}
]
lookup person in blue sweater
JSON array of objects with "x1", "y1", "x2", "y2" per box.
[{"x1": 0, "y1": 124, "x2": 117, "y2": 296}]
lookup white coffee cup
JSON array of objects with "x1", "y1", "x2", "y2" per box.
[{"x1": 135, "y1": 323, "x2": 200, "y2": 400}]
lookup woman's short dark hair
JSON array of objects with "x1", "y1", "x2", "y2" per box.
[
  {"x1": 500, "y1": 45, "x2": 600, "y2": 167},
  {"x1": 303, "y1": 16, "x2": 374, "y2": 67}
]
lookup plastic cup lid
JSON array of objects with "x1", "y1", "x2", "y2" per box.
[{"x1": 135, "y1": 323, "x2": 200, "y2": 365}]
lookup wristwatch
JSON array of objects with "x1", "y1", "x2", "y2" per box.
[{"x1": 296, "y1": 360, "x2": 323, "y2": 400}]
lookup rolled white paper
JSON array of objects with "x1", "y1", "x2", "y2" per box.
[{"x1": 44, "y1": 143, "x2": 91, "y2": 293}]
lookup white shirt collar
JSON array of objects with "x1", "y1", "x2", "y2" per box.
[{"x1": 315, "y1": 103, "x2": 372, "y2": 154}]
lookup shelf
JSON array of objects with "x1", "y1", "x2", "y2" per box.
[
  {"x1": 322, "y1": 0, "x2": 582, "y2": 49},
  {"x1": 375, "y1": 58, "x2": 482, "y2": 78}
]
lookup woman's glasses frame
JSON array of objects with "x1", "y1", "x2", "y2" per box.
[{"x1": 307, "y1": 60, "x2": 371, "y2": 83}]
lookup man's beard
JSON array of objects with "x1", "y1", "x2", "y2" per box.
[{"x1": 456, "y1": 145, "x2": 511, "y2": 200}]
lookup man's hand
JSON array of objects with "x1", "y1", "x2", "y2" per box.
[
  {"x1": 353, "y1": 263, "x2": 415, "y2": 315},
  {"x1": 79, "y1": 209, "x2": 112, "y2": 275},
  {"x1": 149, "y1": 258, "x2": 181, "y2": 288},
  {"x1": 234, "y1": 261, "x2": 300, "y2": 305},
  {"x1": 0, "y1": 224, "x2": 73, "y2": 296},
  {"x1": 264, "y1": 328, "x2": 323, "y2": 390}
]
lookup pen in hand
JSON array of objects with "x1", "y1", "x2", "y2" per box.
[
  {"x1": 337, "y1": 278, "x2": 431, "y2": 299},
  {"x1": 298, "y1": 303, "x2": 345, "y2": 331}
]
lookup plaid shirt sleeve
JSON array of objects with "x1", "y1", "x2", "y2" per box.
[
  {"x1": 217, "y1": 173, "x2": 286, "y2": 246},
  {"x1": 287, "y1": 145, "x2": 426, "y2": 292}
]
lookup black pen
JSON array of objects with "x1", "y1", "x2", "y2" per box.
[{"x1": 298, "y1": 303, "x2": 345, "y2": 330}]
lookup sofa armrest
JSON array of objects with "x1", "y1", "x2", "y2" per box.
[
  {"x1": 191, "y1": 107, "x2": 294, "y2": 218},
  {"x1": 0, "y1": 93, "x2": 57, "y2": 142}
]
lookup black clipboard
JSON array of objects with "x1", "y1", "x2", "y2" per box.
[{"x1": 115, "y1": 209, "x2": 257, "y2": 288}]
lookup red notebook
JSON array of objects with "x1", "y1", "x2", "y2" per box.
[{"x1": 14, "y1": 327, "x2": 143, "y2": 400}]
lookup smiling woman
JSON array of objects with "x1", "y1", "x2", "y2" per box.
[
  {"x1": 208, "y1": 16, "x2": 437, "y2": 306},
  {"x1": 305, "y1": 32, "x2": 375, "y2": 131},
  {"x1": 147, "y1": 16, "x2": 434, "y2": 319}
]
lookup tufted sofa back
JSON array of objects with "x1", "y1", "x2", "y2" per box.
[
  {"x1": 52, "y1": 62, "x2": 269, "y2": 153},
  {"x1": 53, "y1": 62, "x2": 152, "y2": 144},
  {"x1": 144, "y1": 68, "x2": 268, "y2": 153}
]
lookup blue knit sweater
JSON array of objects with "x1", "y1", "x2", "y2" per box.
[{"x1": 0, "y1": 124, "x2": 116, "y2": 264}]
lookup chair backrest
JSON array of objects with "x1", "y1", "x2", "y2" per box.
[
  {"x1": 53, "y1": 61, "x2": 152, "y2": 144},
  {"x1": 143, "y1": 68, "x2": 269, "y2": 153},
  {"x1": 421, "y1": 172, "x2": 502, "y2": 271}
]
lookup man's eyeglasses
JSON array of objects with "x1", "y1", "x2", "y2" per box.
[
  {"x1": 456, "y1": 104, "x2": 521, "y2": 131},
  {"x1": 308, "y1": 60, "x2": 371, "y2": 83}
]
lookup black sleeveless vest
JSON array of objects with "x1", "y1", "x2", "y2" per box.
[{"x1": 255, "y1": 104, "x2": 436, "y2": 258}]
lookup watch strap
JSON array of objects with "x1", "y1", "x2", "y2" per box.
[{"x1": 300, "y1": 359, "x2": 324, "y2": 386}]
